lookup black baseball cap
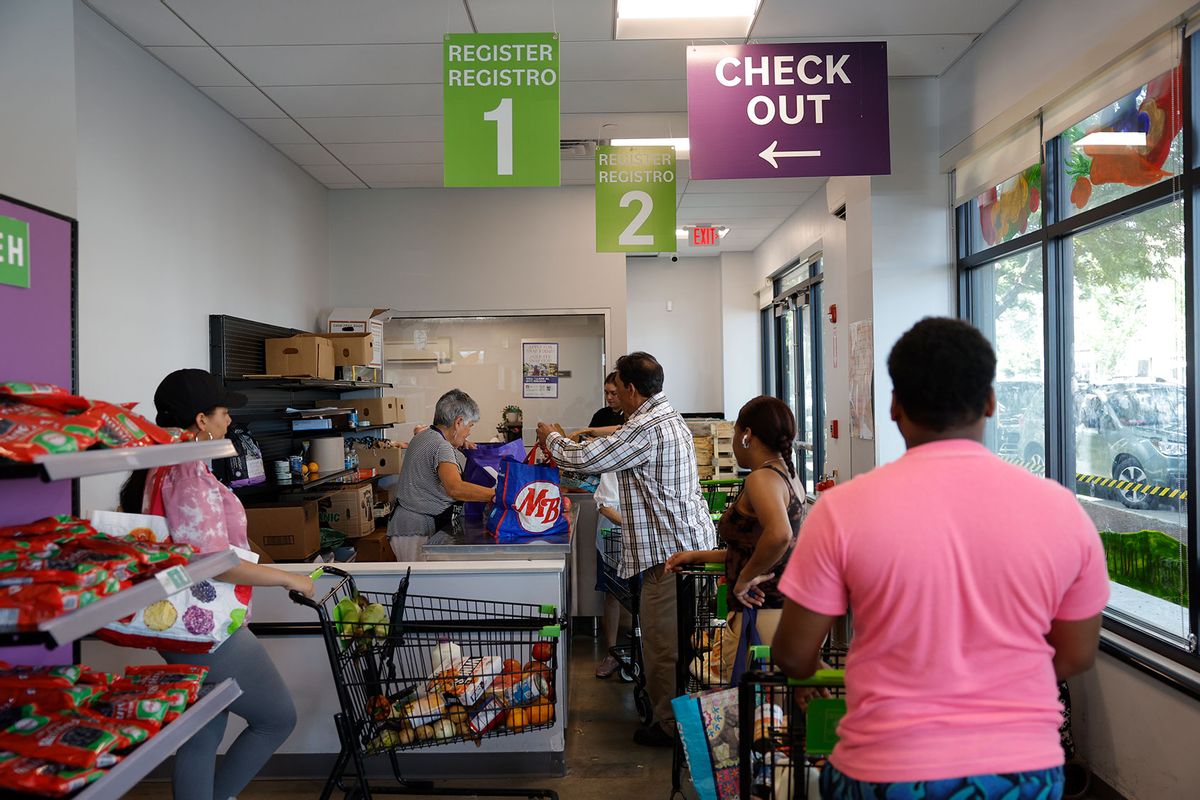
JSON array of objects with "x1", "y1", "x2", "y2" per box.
[{"x1": 154, "y1": 369, "x2": 246, "y2": 429}]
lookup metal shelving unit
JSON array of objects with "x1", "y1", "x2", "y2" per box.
[
  {"x1": 0, "y1": 550, "x2": 240, "y2": 648},
  {"x1": 0, "y1": 440, "x2": 236, "y2": 482},
  {"x1": 1, "y1": 436, "x2": 244, "y2": 799},
  {"x1": 225, "y1": 378, "x2": 392, "y2": 391},
  {"x1": 72, "y1": 679, "x2": 243, "y2": 800}
]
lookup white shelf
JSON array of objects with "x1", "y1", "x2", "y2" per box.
[
  {"x1": 27, "y1": 550, "x2": 241, "y2": 647},
  {"x1": 31, "y1": 439, "x2": 237, "y2": 480},
  {"x1": 71, "y1": 679, "x2": 242, "y2": 800}
]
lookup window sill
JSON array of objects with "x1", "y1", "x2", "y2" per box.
[{"x1": 1098, "y1": 630, "x2": 1200, "y2": 703}]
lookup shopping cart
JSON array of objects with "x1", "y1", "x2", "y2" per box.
[
  {"x1": 597, "y1": 526, "x2": 653, "y2": 724},
  {"x1": 737, "y1": 643, "x2": 849, "y2": 799},
  {"x1": 700, "y1": 478, "x2": 744, "y2": 524},
  {"x1": 291, "y1": 566, "x2": 563, "y2": 799},
  {"x1": 671, "y1": 563, "x2": 731, "y2": 797}
]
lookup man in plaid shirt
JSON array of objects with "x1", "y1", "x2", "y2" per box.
[{"x1": 538, "y1": 352, "x2": 716, "y2": 746}]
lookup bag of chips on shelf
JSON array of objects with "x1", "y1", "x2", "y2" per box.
[
  {"x1": 0, "y1": 665, "x2": 81, "y2": 689},
  {"x1": 0, "y1": 749, "x2": 108, "y2": 798},
  {"x1": 0, "y1": 537, "x2": 63, "y2": 563},
  {"x1": 0, "y1": 707, "x2": 129, "y2": 768},
  {"x1": 0, "y1": 516, "x2": 97, "y2": 540},
  {"x1": 111, "y1": 678, "x2": 195, "y2": 722},
  {"x1": 0, "y1": 686, "x2": 104, "y2": 712},
  {"x1": 0, "y1": 383, "x2": 71, "y2": 399},
  {"x1": 75, "y1": 669, "x2": 116, "y2": 688},
  {"x1": 0, "y1": 577, "x2": 122, "y2": 626},
  {"x1": 87, "y1": 688, "x2": 170, "y2": 734},
  {"x1": 0, "y1": 407, "x2": 100, "y2": 462}
]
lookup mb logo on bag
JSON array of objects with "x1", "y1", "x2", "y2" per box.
[{"x1": 514, "y1": 481, "x2": 562, "y2": 532}]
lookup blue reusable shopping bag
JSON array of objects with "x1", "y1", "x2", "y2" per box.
[
  {"x1": 486, "y1": 448, "x2": 570, "y2": 540},
  {"x1": 461, "y1": 439, "x2": 527, "y2": 519}
]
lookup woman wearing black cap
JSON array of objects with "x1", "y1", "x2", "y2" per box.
[{"x1": 119, "y1": 368, "x2": 314, "y2": 800}]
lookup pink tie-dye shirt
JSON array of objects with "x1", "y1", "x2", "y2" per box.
[{"x1": 149, "y1": 460, "x2": 250, "y2": 554}]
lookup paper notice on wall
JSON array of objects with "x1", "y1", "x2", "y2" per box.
[
  {"x1": 849, "y1": 320, "x2": 874, "y2": 441},
  {"x1": 522, "y1": 342, "x2": 559, "y2": 399}
]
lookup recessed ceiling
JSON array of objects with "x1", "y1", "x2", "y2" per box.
[{"x1": 82, "y1": 0, "x2": 1019, "y2": 252}]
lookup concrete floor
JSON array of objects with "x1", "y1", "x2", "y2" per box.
[{"x1": 128, "y1": 630, "x2": 687, "y2": 799}]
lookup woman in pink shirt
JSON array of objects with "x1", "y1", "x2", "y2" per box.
[
  {"x1": 119, "y1": 369, "x2": 315, "y2": 800},
  {"x1": 773, "y1": 319, "x2": 1108, "y2": 800}
]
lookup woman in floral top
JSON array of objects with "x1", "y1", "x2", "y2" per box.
[{"x1": 119, "y1": 369, "x2": 314, "y2": 800}]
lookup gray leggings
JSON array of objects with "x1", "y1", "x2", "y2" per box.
[{"x1": 161, "y1": 626, "x2": 297, "y2": 800}]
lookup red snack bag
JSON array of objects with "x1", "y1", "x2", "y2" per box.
[
  {"x1": 84, "y1": 534, "x2": 190, "y2": 570},
  {"x1": 123, "y1": 664, "x2": 209, "y2": 684},
  {"x1": 0, "y1": 749, "x2": 108, "y2": 797},
  {"x1": 0, "y1": 581, "x2": 117, "y2": 626},
  {"x1": 0, "y1": 516, "x2": 97, "y2": 539},
  {"x1": 0, "y1": 560, "x2": 111, "y2": 589},
  {"x1": 0, "y1": 537, "x2": 63, "y2": 563},
  {"x1": 112, "y1": 679, "x2": 191, "y2": 721},
  {"x1": 0, "y1": 410, "x2": 99, "y2": 462},
  {"x1": 87, "y1": 688, "x2": 170, "y2": 733},
  {"x1": 0, "y1": 706, "x2": 127, "y2": 768},
  {"x1": 0, "y1": 383, "x2": 72, "y2": 399},
  {"x1": 0, "y1": 686, "x2": 103, "y2": 711},
  {"x1": 0, "y1": 665, "x2": 81, "y2": 689},
  {"x1": 78, "y1": 402, "x2": 176, "y2": 448},
  {"x1": 76, "y1": 669, "x2": 117, "y2": 689},
  {"x1": 52, "y1": 544, "x2": 140, "y2": 582}
]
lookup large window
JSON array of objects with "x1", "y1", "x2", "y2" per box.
[
  {"x1": 960, "y1": 56, "x2": 1197, "y2": 661},
  {"x1": 767, "y1": 259, "x2": 825, "y2": 496}
]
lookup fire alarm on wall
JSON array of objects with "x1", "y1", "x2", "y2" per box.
[
  {"x1": 830, "y1": 419, "x2": 839, "y2": 439},
  {"x1": 828, "y1": 304, "x2": 838, "y2": 324}
]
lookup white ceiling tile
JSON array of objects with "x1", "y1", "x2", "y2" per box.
[
  {"x1": 84, "y1": 0, "x2": 205, "y2": 45},
  {"x1": 753, "y1": 34, "x2": 978, "y2": 77},
  {"x1": 752, "y1": 0, "x2": 1018, "y2": 37},
  {"x1": 561, "y1": 41, "x2": 685, "y2": 82},
  {"x1": 299, "y1": 116, "x2": 442, "y2": 143},
  {"x1": 562, "y1": 112, "x2": 689, "y2": 141},
  {"x1": 273, "y1": 143, "x2": 342, "y2": 166},
  {"x1": 219, "y1": 44, "x2": 441, "y2": 86},
  {"x1": 302, "y1": 163, "x2": 366, "y2": 184},
  {"x1": 264, "y1": 84, "x2": 441, "y2": 117},
  {"x1": 239, "y1": 117, "x2": 319, "y2": 144},
  {"x1": 467, "y1": 0, "x2": 613, "y2": 41},
  {"x1": 685, "y1": 178, "x2": 827, "y2": 194},
  {"x1": 680, "y1": 193, "x2": 807, "y2": 208},
  {"x1": 199, "y1": 86, "x2": 284, "y2": 117},
  {"x1": 354, "y1": 164, "x2": 445, "y2": 182},
  {"x1": 164, "y1": 0, "x2": 472, "y2": 45},
  {"x1": 562, "y1": 80, "x2": 687, "y2": 114},
  {"x1": 560, "y1": 161, "x2": 595, "y2": 182},
  {"x1": 327, "y1": 142, "x2": 444, "y2": 165},
  {"x1": 678, "y1": 207, "x2": 791, "y2": 222},
  {"x1": 146, "y1": 46, "x2": 250, "y2": 86}
]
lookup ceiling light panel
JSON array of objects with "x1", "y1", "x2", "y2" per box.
[{"x1": 615, "y1": 0, "x2": 759, "y2": 40}]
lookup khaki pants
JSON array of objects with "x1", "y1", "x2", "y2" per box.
[
  {"x1": 639, "y1": 564, "x2": 679, "y2": 726},
  {"x1": 719, "y1": 608, "x2": 782, "y2": 677}
]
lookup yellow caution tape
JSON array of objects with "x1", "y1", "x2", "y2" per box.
[{"x1": 998, "y1": 455, "x2": 1186, "y2": 500}]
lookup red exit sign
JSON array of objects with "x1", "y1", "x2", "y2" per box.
[{"x1": 691, "y1": 226, "x2": 719, "y2": 246}]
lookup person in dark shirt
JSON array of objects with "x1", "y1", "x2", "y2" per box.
[{"x1": 578, "y1": 371, "x2": 624, "y2": 437}]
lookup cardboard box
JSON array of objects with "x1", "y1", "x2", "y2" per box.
[
  {"x1": 265, "y1": 335, "x2": 335, "y2": 379},
  {"x1": 354, "y1": 443, "x2": 403, "y2": 475},
  {"x1": 326, "y1": 308, "x2": 392, "y2": 368},
  {"x1": 245, "y1": 501, "x2": 321, "y2": 561},
  {"x1": 316, "y1": 332, "x2": 374, "y2": 367},
  {"x1": 349, "y1": 397, "x2": 405, "y2": 425},
  {"x1": 319, "y1": 484, "x2": 374, "y2": 538},
  {"x1": 352, "y1": 529, "x2": 396, "y2": 563}
]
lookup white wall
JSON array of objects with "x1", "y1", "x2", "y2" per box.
[
  {"x1": 327, "y1": 187, "x2": 628, "y2": 370},
  {"x1": 626, "y1": 255, "x2": 724, "y2": 414},
  {"x1": 0, "y1": 0, "x2": 77, "y2": 216},
  {"x1": 384, "y1": 315, "x2": 606, "y2": 443},
  {"x1": 940, "y1": 0, "x2": 1194, "y2": 158},
  {"x1": 870, "y1": 79, "x2": 954, "y2": 465},
  {"x1": 73, "y1": 3, "x2": 330, "y2": 511},
  {"x1": 720, "y1": 252, "x2": 760, "y2": 418}
]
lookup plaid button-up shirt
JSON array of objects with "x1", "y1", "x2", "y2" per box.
[{"x1": 547, "y1": 393, "x2": 716, "y2": 578}]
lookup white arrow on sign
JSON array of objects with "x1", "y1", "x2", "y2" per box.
[{"x1": 758, "y1": 140, "x2": 822, "y2": 169}]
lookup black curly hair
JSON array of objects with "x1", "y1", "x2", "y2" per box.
[
  {"x1": 887, "y1": 317, "x2": 996, "y2": 432},
  {"x1": 736, "y1": 396, "x2": 798, "y2": 478}
]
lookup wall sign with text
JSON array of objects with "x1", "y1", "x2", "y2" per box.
[
  {"x1": 523, "y1": 342, "x2": 560, "y2": 399},
  {"x1": 595, "y1": 145, "x2": 676, "y2": 253},
  {"x1": 0, "y1": 215, "x2": 30, "y2": 289},
  {"x1": 687, "y1": 42, "x2": 890, "y2": 180},
  {"x1": 444, "y1": 33, "x2": 560, "y2": 187}
]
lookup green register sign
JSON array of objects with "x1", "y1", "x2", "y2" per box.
[
  {"x1": 595, "y1": 146, "x2": 676, "y2": 253},
  {"x1": 444, "y1": 33, "x2": 560, "y2": 187},
  {"x1": 0, "y1": 215, "x2": 30, "y2": 289}
]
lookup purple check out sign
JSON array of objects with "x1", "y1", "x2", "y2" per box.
[{"x1": 687, "y1": 42, "x2": 891, "y2": 180}]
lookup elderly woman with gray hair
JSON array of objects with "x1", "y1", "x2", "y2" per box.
[{"x1": 387, "y1": 389, "x2": 496, "y2": 561}]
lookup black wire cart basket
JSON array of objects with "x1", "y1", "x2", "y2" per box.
[
  {"x1": 737, "y1": 644, "x2": 848, "y2": 800},
  {"x1": 597, "y1": 526, "x2": 652, "y2": 724},
  {"x1": 290, "y1": 566, "x2": 564, "y2": 800},
  {"x1": 671, "y1": 563, "x2": 732, "y2": 797}
]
